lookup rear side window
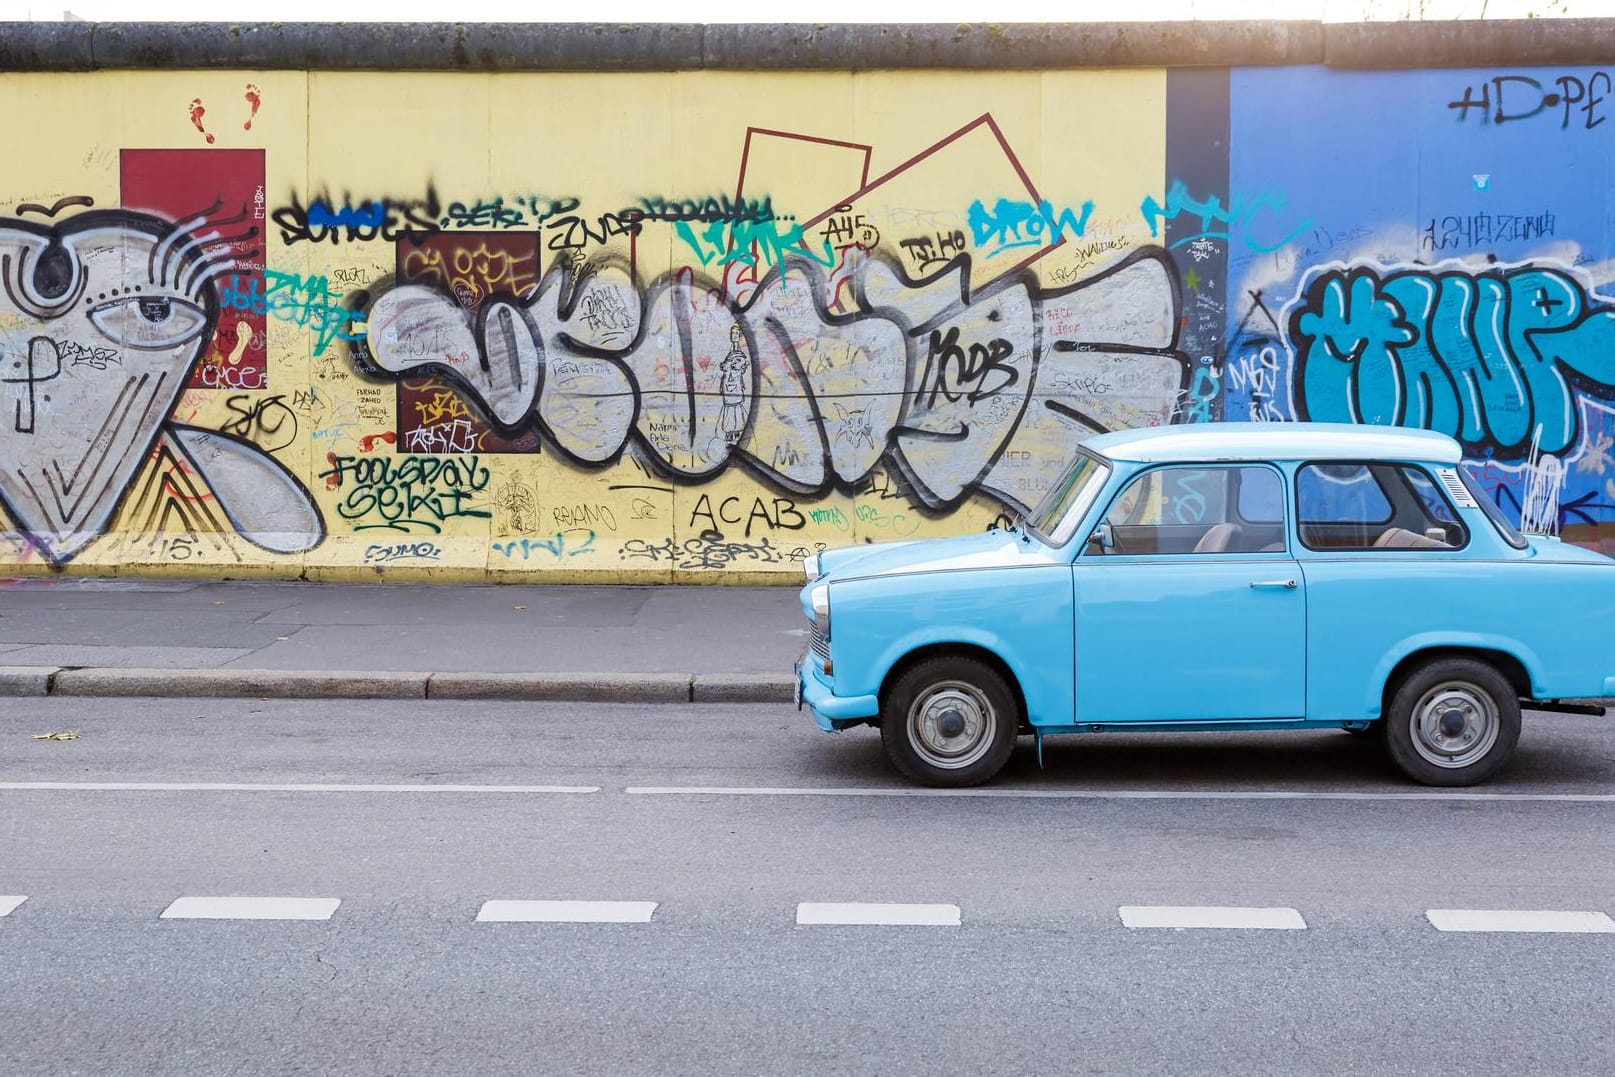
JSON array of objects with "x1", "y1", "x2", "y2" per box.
[
  {"x1": 1407, "y1": 468, "x2": 1461, "y2": 525},
  {"x1": 1296, "y1": 463, "x2": 1391, "y2": 525},
  {"x1": 1297, "y1": 463, "x2": 1468, "y2": 551}
]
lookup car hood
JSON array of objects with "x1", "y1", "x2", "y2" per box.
[{"x1": 815, "y1": 530, "x2": 1056, "y2": 583}]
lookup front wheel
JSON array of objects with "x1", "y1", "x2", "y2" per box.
[
  {"x1": 1384, "y1": 658, "x2": 1521, "y2": 787},
  {"x1": 880, "y1": 656, "x2": 1019, "y2": 788}
]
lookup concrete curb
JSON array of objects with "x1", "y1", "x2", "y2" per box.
[
  {"x1": 693, "y1": 673, "x2": 796, "y2": 703},
  {"x1": 0, "y1": 666, "x2": 58, "y2": 696},
  {"x1": 427, "y1": 671, "x2": 691, "y2": 703},
  {"x1": 10, "y1": 666, "x2": 794, "y2": 703},
  {"x1": 49, "y1": 668, "x2": 429, "y2": 700}
]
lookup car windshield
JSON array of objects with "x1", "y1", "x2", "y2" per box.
[{"x1": 1025, "y1": 449, "x2": 1110, "y2": 545}]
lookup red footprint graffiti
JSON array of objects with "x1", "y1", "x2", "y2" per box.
[
  {"x1": 188, "y1": 85, "x2": 261, "y2": 143},
  {"x1": 188, "y1": 98, "x2": 214, "y2": 144}
]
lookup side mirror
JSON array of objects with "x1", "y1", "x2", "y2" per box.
[{"x1": 1087, "y1": 521, "x2": 1115, "y2": 551}]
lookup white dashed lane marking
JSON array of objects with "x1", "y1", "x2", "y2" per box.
[
  {"x1": 1425, "y1": 909, "x2": 1615, "y2": 933},
  {"x1": 796, "y1": 902, "x2": 961, "y2": 926},
  {"x1": 9, "y1": 895, "x2": 1615, "y2": 931},
  {"x1": 1120, "y1": 906, "x2": 1308, "y2": 930},
  {"x1": 159, "y1": 896, "x2": 342, "y2": 921},
  {"x1": 476, "y1": 900, "x2": 658, "y2": 923}
]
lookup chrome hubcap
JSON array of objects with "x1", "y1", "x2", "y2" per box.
[
  {"x1": 1410, "y1": 682, "x2": 1500, "y2": 769},
  {"x1": 908, "y1": 680, "x2": 996, "y2": 770}
]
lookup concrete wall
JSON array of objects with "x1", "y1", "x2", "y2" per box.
[{"x1": 2, "y1": 21, "x2": 1614, "y2": 581}]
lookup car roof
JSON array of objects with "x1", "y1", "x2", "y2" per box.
[{"x1": 1086, "y1": 422, "x2": 1464, "y2": 465}]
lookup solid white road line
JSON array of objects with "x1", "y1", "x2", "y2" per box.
[
  {"x1": 476, "y1": 900, "x2": 658, "y2": 923},
  {"x1": 1120, "y1": 905, "x2": 1308, "y2": 930},
  {"x1": 796, "y1": 902, "x2": 961, "y2": 926},
  {"x1": 0, "y1": 896, "x2": 26, "y2": 917},
  {"x1": 625, "y1": 786, "x2": 1615, "y2": 802},
  {"x1": 0, "y1": 782, "x2": 599, "y2": 794},
  {"x1": 4, "y1": 782, "x2": 1612, "y2": 802},
  {"x1": 160, "y1": 896, "x2": 341, "y2": 921},
  {"x1": 1426, "y1": 909, "x2": 1615, "y2": 933}
]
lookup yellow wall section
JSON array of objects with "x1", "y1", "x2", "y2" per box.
[{"x1": 0, "y1": 68, "x2": 1173, "y2": 582}]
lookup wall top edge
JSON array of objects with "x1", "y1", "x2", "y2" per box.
[{"x1": 0, "y1": 20, "x2": 1611, "y2": 72}]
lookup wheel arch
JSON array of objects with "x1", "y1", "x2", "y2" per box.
[
  {"x1": 1379, "y1": 645, "x2": 1532, "y2": 719},
  {"x1": 877, "y1": 642, "x2": 1028, "y2": 728}
]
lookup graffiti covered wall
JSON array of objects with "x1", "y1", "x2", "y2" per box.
[{"x1": 3, "y1": 52, "x2": 1614, "y2": 581}]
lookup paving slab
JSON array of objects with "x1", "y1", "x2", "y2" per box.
[
  {"x1": 250, "y1": 585, "x2": 653, "y2": 628},
  {"x1": 0, "y1": 645, "x2": 257, "y2": 669},
  {"x1": 0, "y1": 610, "x2": 291, "y2": 649},
  {"x1": 0, "y1": 579, "x2": 200, "y2": 593},
  {"x1": 0, "y1": 577, "x2": 807, "y2": 701}
]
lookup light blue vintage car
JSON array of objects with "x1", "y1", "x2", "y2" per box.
[{"x1": 795, "y1": 422, "x2": 1613, "y2": 788}]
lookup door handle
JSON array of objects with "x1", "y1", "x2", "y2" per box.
[{"x1": 1249, "y1": 579, "x2": 1297, "y2": 590}]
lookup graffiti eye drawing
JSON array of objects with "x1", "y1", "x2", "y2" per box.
[
  {"x1": 87, "y1": 294, "x2": 209, "y2": 350},
  {"x1": 0, "y1": 210, "x2": 324, "y2": 566}
]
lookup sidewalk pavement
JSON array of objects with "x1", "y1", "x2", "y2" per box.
[{"x1": 0, "y1": 577, "x2": 807, "y2": 703}]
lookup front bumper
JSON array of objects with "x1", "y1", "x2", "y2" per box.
[{"x1": 796, "y1": 655, "x2": 880, "y2": 732}]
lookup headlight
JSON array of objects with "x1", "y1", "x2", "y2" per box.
[
  {"x1": 803, "y1": 552, "x2": 821, "y2": 582},
  {"x1": 810, "y1": 584, "x2": 830, "y2": 637}
]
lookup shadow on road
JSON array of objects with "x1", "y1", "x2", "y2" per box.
[{"x1": 797, "y1": 716, "x2": 1615, "y2": 792}]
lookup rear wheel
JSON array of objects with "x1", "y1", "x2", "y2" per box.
[
  {"x1": 880, "y1": 656, "x2": 1018, "y2": 788},
  {"x1": 1384, "y1": 658, "x2": 1521, "y2": 786}
]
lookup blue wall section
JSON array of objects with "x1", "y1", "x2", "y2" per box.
[{"x1": 1223, "y1": 64, "x2": 1615, "y2": 548}]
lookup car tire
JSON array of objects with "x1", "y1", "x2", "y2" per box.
[
  {"x1": 1384, "y1": 658, "x2": 1521, "y2": 787},
  {"x1": 880, "y1": 655, "x2": 1019, "y2": 788}
]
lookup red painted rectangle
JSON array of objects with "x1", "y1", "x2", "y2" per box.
[{"x1": 121, "y1": 148, "x2": 268, "y2": 390}]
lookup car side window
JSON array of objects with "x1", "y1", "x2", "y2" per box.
[
  {"x1": 1406, "y1": 467, "x2": 1460, "y2": 525},
  {"x1": 1296, "y1": 463, "x2": 1391, "y2": 525},
  {"x1": 1087, "y1": 465, "x2": 1285, "y2": 556},
  {"x1": 1297, "y1": 462, "x2": 1468, "y2": 551}
]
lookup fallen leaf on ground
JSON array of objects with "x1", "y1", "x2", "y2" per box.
[{"x1": 32, "y1": 731, "x2": 79, "y2": 741}]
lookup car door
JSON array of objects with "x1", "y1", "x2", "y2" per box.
[{"x1": 1072, "y1": 463, "x2": 1307, "y2": 724}]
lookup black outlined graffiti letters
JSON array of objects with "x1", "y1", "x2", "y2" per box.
[{"x1": 360, "y1": 248, "x2": 1189, "y2": 514}]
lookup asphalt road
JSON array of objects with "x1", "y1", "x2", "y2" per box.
[{"x1": 4, "y1": 698, "x2": 1615, "y2": 1076}]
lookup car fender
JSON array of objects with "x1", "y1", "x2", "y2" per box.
[
  {"x1": 828, "y1": 566, "x2": 1075, "y2": 728},
  {"x1": 1365, "y1": 630, "x2": 1547, "y2": 716}
]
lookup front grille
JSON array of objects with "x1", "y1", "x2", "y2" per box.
[{"x1": 811, "y1": 618, "x2": 831, "y2": 665}]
